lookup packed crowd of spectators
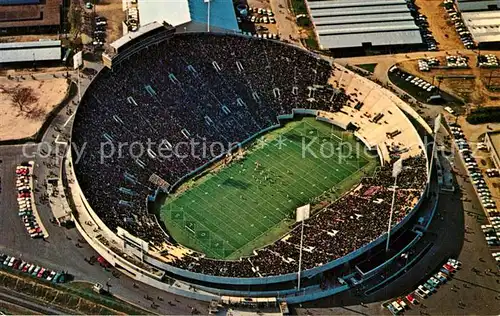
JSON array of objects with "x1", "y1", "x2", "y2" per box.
[
  {"x1": 72, "y1": 33, "x2": 427, "y2": 277},
  {"x1": 171, "y1": 155, "x2": 427, "y2": 277}
]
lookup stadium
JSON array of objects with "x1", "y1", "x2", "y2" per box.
[{"x1": 65, "y1": 23, "x2": 435, "y2": 304}]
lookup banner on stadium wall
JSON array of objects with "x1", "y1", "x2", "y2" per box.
[
  {"x1": 296, "y1": 204, "x2": 310, "y2": 222},
  {"x1": 392, "y1": 158, "x2": 403, "y2": 178},
  {"x1": 434, "y1": 114, "x2": 442, "y2": 135},
  {"x1": 73, "y1": 51, "x2": 83, "y2": 70}
]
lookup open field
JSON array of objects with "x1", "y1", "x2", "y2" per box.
[
  {"x1": 0, "y1": 77, "x2": 69, "y2": 141},
  {"x1": 161, "y1": 118, "x2": 378, "y2": 259},
  {"x1": 356, "y1": 63, "x2": 378, "y2": 73}
]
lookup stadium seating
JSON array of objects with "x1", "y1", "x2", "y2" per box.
[{"x1": 72, "y1": 33, "x2": 428, "y2": 278}]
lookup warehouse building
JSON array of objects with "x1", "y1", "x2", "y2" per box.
[
  {"x1": 485, "y1": 130, "x2": 500, "y2": 169},
  {"x1": 0, "y1": 0, "x2": 62, "y2": 35},
  {"x1": 462, "y1": 10, "x2": 500, "y2": 48},
  {"x1": 0, "y1": 40, "x2": 61, "y2": 67},
  {"x1": 457, "y1": 0, "x2": 500, "y2": 12},
  {"x1": 306, "y1": 0, "x2": 423, "y2": 56},
  {"x1": 138, "y1": 0, "x2": 238, "y2": 33}
]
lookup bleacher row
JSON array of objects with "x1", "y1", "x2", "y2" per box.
[{"x1": 72, "y1": 33, "x2": 427, "y2": 278}]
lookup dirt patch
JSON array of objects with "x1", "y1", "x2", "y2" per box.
[
  {"x1": 415, "y1": 0, "x2": 464, "y2": 51},
  {"x1": 398, "y1": 56, "x2": 500, "y2": 106},
  {"x1": 93, "y1": 0, "x2": 124, "y2": 44},
  {"x1": 0, "y1": 77, "x2": 69, "y2": 141}
]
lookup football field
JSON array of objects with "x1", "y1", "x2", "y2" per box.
[{"x1": 160, "y1": 117, "x2": 378, "y2": 259}]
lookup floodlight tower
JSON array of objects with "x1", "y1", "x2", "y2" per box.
[{"x1": 204, "y1": 0, "x2": 211, "y2": 32}]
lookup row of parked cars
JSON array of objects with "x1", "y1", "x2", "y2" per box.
[
  {"x1": 478, "y1": 54, "x2": 499, "y2": 68},
  {"x1": 414, "y1": 13, "x2": 437, "y2": 51},
  {"x1": 418, "y1": 57, "x2": 439, "y2": 72},
  {"x1": 385, "y1": 258, "x2": 461, "y2": 315},
  {"x1": 16, "y1": 165, "x2": 43, "y2": 238},
  {"x1": 481, "y1": 222, "x2": 500, "y2": 247},
  {"x1": 240, "y1": 7, "x2": 276, "y2": 24},
  {"x1": 443, "y1": 0, "x2": 474, "y2": 49},
  {"x1": 242, "y1": 32, "x2": 280, "y2": 40},
  {"x1": 450, "y1": 124, "x2": 498, "y2": 213},
  {"x1": 390, "y1": 67, "x2": 437, "y2": 93},
  {"x1": 493, "y1": 251, "x2": 500, "y2": 267},
  {"x1": 446, "y1": 55, "x2": 468, "y2": 68},
  {"x1": 1, "y1": 253, "x2": 66, "y2": 283},
  {"x1": 93, "y1": 16, "x2": 107, "y2": 48}
]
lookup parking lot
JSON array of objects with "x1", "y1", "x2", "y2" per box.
[
  {"x1": 414, "y1": 0, "x2": 467, "y2": 51},
  {"x1": 295, "y1": 140, "x2": 500, "y2": 315}
]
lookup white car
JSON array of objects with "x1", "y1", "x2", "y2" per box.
[
  {"x1": 47, "y1": 271, "x2": 56, "y2": 281},
  {"x1": 414, "y1": 289, "x2": 427, "y2": 299},
  {"x1": 391, "y1": 301, "x2": 404, "y2": 313},
  {"x1": 418, "y1": 285, "x2": 430, "y2": 296}
]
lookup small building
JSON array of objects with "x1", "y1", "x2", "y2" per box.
[
  {"x1": 484, "y1": 130, "x2": 500, "y2": 168},
  {"x1": 0, "y1": 0, "x2": 62, "y2": 35},
  {"x1": 305, "y1": 0, "x2": 423, "y2": 56},
  {"x1": 0, "y1": 40, "x2": 62, "y2": 67}
]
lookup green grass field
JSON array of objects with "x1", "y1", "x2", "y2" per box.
[{"x1": 160, "y1": 118, "x2": 378, "y2": 259}]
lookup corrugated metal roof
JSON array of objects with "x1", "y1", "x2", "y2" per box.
[
  {"x1": 188, "y1": 0, "x2": 238, "y2": 31},
  {"x1": 306, "y1": 0, "x2": 420, "y2": 49},
  {"x1": 462, "y1": 11, "x2": 500, "y2": 43},
  {"x1": 0, "y1": 40, "x2": 61, "y2": 63},
  {"x1": 457, "y1": 0, "x2": 499, "y2": 12},
  {"x1": 307, "y1": 0, "x2": 405, "y2": 9},
  {"x1": 139, "y1": 0, "x2": 191, "y2": 27},
  {"x1": 313, "y1": 13, "x2": 413, "y2": 25},
  {"x1": 316, "y1": 21, "x2": 418, "y2": 35},
  {"x1": 318, "y1": 30, "x2": 422, "y2": 49},
  {"x1": 310, "y1": 4, "x2": 410, "y2": 18},
  {"x1": 0, "y1": 40, "x2": 60, "y2": 49}
]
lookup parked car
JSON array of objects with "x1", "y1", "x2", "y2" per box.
[
  {"x1": 37, "y1": 268, "x2": 46, "y2": 278},
  {"x1": 406, "y1": 293, "x2": 418, "y2": 304}
]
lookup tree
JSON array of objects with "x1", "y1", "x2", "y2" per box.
[{"x1": 10, "y1": 86, "x2": 38, "y2": 112}]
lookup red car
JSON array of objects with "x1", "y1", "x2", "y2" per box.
[
  {"x1": 406, "y1": 293, "x2": 418, "y2": 305},
  {"x1": 22, "y1": 264, "x2": 31, "y2": 272},
  {"x1": 97, "y1": 256, "x2": 110, "y2": 267},
  {"x1": 443, "y1": 264, "x2": 455, "y2": 272},
  {"x1": 37, "y1": 268, "x2": 46, "y2": 278},
  {"x1": 12, "y1": 259, "x2": 22, "y2": 269}
]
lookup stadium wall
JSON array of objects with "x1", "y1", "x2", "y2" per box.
[{"x1": 69, "y1": 31, "x2": 431, "y2": 297}]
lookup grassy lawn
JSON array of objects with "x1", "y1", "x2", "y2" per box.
[
  {"x1": 356, "y1": 63, "x2": 378, "y2": 73},
  {"x1": 161, "y1": 117, "x2": 377, "y2": 259}
]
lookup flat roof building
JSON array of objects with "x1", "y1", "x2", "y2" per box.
[
  {"x1": 138, "y1": 0, "x2": 238, "y2": 33},
  {"x1": 485, "y1": 130, "x2": 500, "y2": 168},
  {"x1": 0, "y1": 0, "x2": 62, "y2": 34},
  {"x1": 306, "y1": 0, "x2": 423, "y2": 54},
  {"x1": 462, "y1": 10, "x2": 500, "y2": 47},
  {"x1": 457, "y1": 0, "x2": 500, "y2": 12},
  {"x1": 0, "y1": 40, "x2": 61, "y2": 66}
]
